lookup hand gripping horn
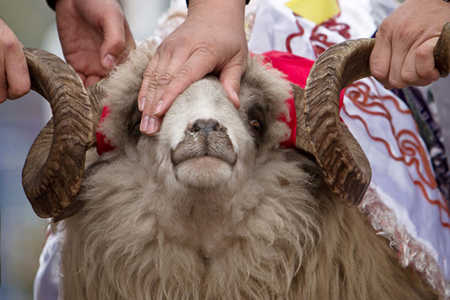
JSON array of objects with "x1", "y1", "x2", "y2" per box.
[
  {"x1": 295, "y1": 23, "x2": 450, "y2": 207},
  {"x1": 21, "y1": 48, "x2": 103, "y2": 221}
]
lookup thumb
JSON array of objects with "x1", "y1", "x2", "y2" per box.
[
  {"x1": 99, "y1": 10, "x2": 128, "y2": 70},
  {"x1": 416, "y1": 36, "x2": 440, "y2": 80},
  {"x1": 219, "y1": 62, "x2": 246, "y2": 108}
]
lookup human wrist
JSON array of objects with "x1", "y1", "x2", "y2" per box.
[{"x1": 187, "y1": 0, "x2": 246, "y2": 22}]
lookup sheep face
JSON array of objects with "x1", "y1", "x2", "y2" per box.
[
  {"x1": 101, "y1": 50, "x2": 292, "y2": 194},
  {"x1": 161, "y1": 77, "x2": 245, "y2": 189}
]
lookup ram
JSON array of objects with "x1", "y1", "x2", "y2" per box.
[{"x1": 21, "y1": 26, "x2": 450, "y2": 299}]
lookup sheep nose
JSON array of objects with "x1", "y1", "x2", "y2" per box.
[{"x1": 190, "y1": 119, "x2": 221, "y2": 136}]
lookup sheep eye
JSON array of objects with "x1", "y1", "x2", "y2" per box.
[{"x1": 250, "y1": 119, "x2": 262, "y2": 135}]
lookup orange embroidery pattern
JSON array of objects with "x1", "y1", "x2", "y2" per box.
[
  {"x1": 310, "y1": 18, "x2": 350, "y2": 57},
  {"x1": 285, "y1": 16, "x2": 350, "y2": 57},
  {"x1": 342, "y1": 80, "x2": 450, "y2": 230}
]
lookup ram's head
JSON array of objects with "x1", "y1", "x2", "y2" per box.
[
  {"x1": 99, "y1": 50, "x2": 294, "y2": 193},
  {"x1": 21, "y1": 24, "x2": 450, "y2": 221}
]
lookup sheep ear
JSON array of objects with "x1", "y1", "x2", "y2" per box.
[
  {"x1": 280, "y1": 147, "x2": 329, "y2": 193},
  {"x1": 283, "y1": 147, "x2": 323, "y2": 180}
]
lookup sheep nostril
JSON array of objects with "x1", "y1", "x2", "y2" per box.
[{"x1": 191, "y1": 119, "x2": 221, "y2": 136}]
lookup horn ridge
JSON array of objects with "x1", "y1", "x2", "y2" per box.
[
  {"x1": 22, "y1": 48, "x2": 97, "y2": 219},
  {"x1": 300, "y1": 39, "x2": 375, "y2": 207}
]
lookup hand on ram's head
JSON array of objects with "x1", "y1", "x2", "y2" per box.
[
  {"x1": 137, "y1": 0, "x2": 248, "y2": 136},
  {"x1": 54, "y1": 0, "x2": 136, "y2": 87}
]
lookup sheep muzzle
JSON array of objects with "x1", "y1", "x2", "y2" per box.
[
  {"x1": 169, "y1": 117, "x2": 238, "y2": 189},
  {"x1": 171, "y1": 118, "x2": 237, "y2": 167}
]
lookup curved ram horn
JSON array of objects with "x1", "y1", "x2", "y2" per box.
[
  {"x1": 22, "y1": 48, "x2": 103, "y2": 219},
  {"x1": 434, "y1": 23, "x2": 450, "y2": 77},
  {"x1": 296, "y1": 22, "x2": 450, "y2": 207}
]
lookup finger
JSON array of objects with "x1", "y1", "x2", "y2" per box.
[
  {"x1": 400, "y1": 44, "x2": 436, "y2": 87},
  {"x1": 139, "y1": 52, "x2": 170, "y2": 135},
  {"x1": 153, "y1": 52, "x2": 217, "y2": 118},
  {"x1": 149, "y1": 50, "x2": 196, "y2": 116},
  {"x1": 85, "y1": 75, "x2": 102, "y2": 87},
  {"x1": 99, "y1": 9, "x2": 132, "y2": 71},
  {"x1": 219, "y1": 60, "x2": 247, "y2": 108},
  {"x1": 141, "y1": 44, "x2": 190, "y2": 120},
  {"x1": 139, "y1": 114, "x2": 162, "y2": 136},
  {"x1": 76, "y1": 72, "x2": 87, "y2": 86},
  {"x1": 370, "y1": 29, "x2": 394, "y2": 88},
  {"x1": 145, "y1": 50, "x2": 182, "y2": 115},
  {"x1": 138, "y1": 52, "x2": 160, "y2": 112},
  {"x1": 386, "y1": 35, "x2": 414, "y2": 89},
  {"x1": 416, "y1": 37, "x2": 440, "y2": 81},
  {"x1": 5, "y1": 47, "x2": 30, "y2": 100},
  {"x1": 400, "y1": 46, "x2": 420, "y2": 85}
]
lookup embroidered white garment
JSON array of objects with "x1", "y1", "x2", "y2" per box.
[{"x1": 248, "y1": 0, "x2": 450, "y2": 295}]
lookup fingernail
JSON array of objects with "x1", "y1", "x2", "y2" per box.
[
  {"x1": 139, "y1": 97, "x2": 146, "y2": 111},
  {"x1": 146, "y1": 117, "x2": 156, "y2": 134},
  {"x1": 140, "y1": 115, "x2": 149, "y2": 132},
  {"x1": 104, "y1": 54, "x2": 116, "y2": 69},
  {"x1": 154, "y1": 101, "x2": 163, "y2": 115}
]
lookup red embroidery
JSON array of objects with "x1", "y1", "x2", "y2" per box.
[
  {"x1": 310, "y1": 17, "x2": 351, "y2": 57},
  {"x1": 321, "y1": 18, "x2": 350, "y2": 39},
  {"x1": 343, "y1": 79, "x2": 450, "y2": 229},
  {"x1": 285, "y1": 18, "x2": 305, "y2": 54},
  {"x1": 285, "y1": 5, "x2": 350, "y2": 58}
]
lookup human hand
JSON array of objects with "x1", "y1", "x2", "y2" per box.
[
  {"x1": 55, "y1": 0, "x2": 135, "y2": 87},
  {"x1": 0, "y1": 18, "x2": 30, "y2": 103},
  {"x1": 370, "y1": 0, "x2": 450, "y2": 89},
  {"x1": 138, "y1": 0, "x2": 248, "y2": 135}
]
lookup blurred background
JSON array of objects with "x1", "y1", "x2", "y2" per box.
[{"x1": 0, "y1": 0, "x2": 170, "y2": 299}]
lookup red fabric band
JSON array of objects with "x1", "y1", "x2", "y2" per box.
[{"x1": 96, "y1": 51, "x2": 344, "y2": 155}]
